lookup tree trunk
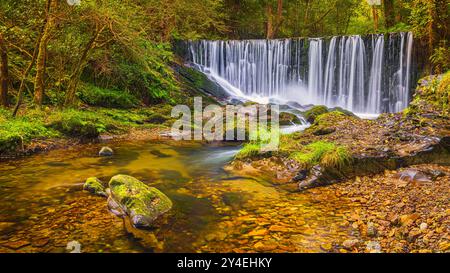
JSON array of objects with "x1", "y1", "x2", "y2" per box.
[
  {"x1": 33, "y1": 0, "x2": 57, "y2": 107},
  {"x1": 372, "y1": 7, "x2": 379, "y2": 32},
  {"x1": 266, "y1": 0, "x2": 283, "y2": 39},
  {"x1": 383, "y1": 0, "x2": 395, "y2": 28},
  {"x1": 0, "y1": 32, "x2": 9, "y2": 107},
  {"x1": 64, "y1": 25, "x2": 104, "y2": 106},
  {"x1": 266, "y1": 4, "x2": 274, "y2": 39}
]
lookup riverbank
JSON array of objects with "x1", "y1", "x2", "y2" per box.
[
  {"x1": 0, "y1": 105, "x2": 176, "y2": 159},
  {"x1": 230, "y1": 73, "x2": 450, "y2": 191}
]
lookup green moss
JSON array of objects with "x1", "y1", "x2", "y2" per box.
[
  {"x1": 83, "y1": 177, "x2": 107, "y2": 196},
  {"x1": 77, "y1": 83, "x2": 139, "y2": 109},
  {"x1": 437, "y1": 71, "x2": 450, "y2": 114},
  {"x1": 0, "y1": 109, "x2": 60, "y2": 154},
  {"x1": 235, "y1": 143, "x2": 261, "y2": 159},
  {"x1": 47, "y1": 109, "x2": 107, "y2": 138},
  {"x1": 313, "y1": 111, "x2": 345, "y2": 126},
  {"x1": 109, "y1": 175, "x2": 173, "y2": 228},
  {"x1": 290, "y1": 141, "x2": 351, "y2": 169},
  {"x1": 145, "y1": 113, "x2": 169, "y2": 124},
  {"x1": 279, "y1": 112, "x2": 301, "y2": 125},
  {"x1": 0, "y1": 133, "x2": 22, "y2": 154},
  {"x1": 303, "y1": 105, "x2": 329, "y2": 123},
  {"x1": 408, "y1": 72, "x2": 450, "y2": 117}
]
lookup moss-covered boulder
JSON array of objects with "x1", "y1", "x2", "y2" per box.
[
  {"x1": 49, "y1": 116, "x2": 99, "y2": 138},
  {"x1": 83, "y1": 177, "x2": 107, "y2": 197},
  {"x1": 279, "y1": 112, "x2": 302, "y2": 125},
  {"x1": 303, "y1": 105, "x2": 329, "y2": 123},
  {"x1": 329, "y1": 106, "x2": 358, "y2": 117},
  {"x1": 0, "y1": 133, "x2": 22, "y2": 154},
  {"x1": 145, "y1": 113, "x2": 169, "y2": 124},
  {"x1": 108, "y1": 175, "x2": 172, "y2": 228}
]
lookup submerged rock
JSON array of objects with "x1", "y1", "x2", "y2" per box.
[
  {"x1": 395, "y1": 169, "x2": 433, "y2": 183},
  {"x1": 83, "y1": 177, "x2": 107, "y2": 197},
  {"x1": 366, "y1": 241, "x2": 382, "y2": 253},
  {"x1": 108, "y1": 175, "x2": 172, "y2": 228},
  {"x1": 342, "y1": 239, "x2": 359, "y2": 250},
  {"x1": 99, "y1": 146, "x2": 114, "y2": 156}
]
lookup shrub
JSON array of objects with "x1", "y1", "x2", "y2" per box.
[
  {"x1": 290, "y1": 141, "x2": 351, "y2": 169},
  {"x1": 47, "y1": 109, "x2": 107, "y2": 138},
  {"x1": 77, "y1": 84, "x2": 139, "y2": 109},
  {"x1": 0, "y1": 132, "x2": 22, "y2": 154},
  {"x1": 235, "y1": 143, "x2": 261, "y2": 159}
]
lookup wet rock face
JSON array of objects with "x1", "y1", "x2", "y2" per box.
[
  {"x1": 108, "y1": 175, "x2": 173, "y2": 229},
  {"x1": 83, "y1": 177, "x2": 107, "y2": 197},
  {"x1": 99, "y1": 146, "x2": 113, "y2": 156},
  {"x1": 279, "y1": 112, "x2": 302, "y2": 125}
]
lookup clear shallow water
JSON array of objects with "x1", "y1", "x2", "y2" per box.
[{"x1": 0, "y1": 140, "x2": 358, "y2": 253}]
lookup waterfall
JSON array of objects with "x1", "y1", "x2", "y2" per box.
[{"x1": 186, "y1": 32, "x2": 414, "y2": 115}]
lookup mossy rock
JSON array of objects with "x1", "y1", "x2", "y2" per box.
[
  {"x1": 83, "y1": 177, "x2": 107, "y2": 197},
  {"x1": 0, "y1": 133, "x2": 22, "y2": 154},
  {"x1": 329, "y1": 107, "x2": 357, "y2": 117},
  {"x1": 108, "y1": 175, "x2": 172, "y2": 228},
  {"x1": 313, "y1": 111, "x2": 346, "y2": 126},
  {"x1": 303, "y1": 105, "x2": 329, "y2": 123},
  {"x1": 312, "y1": 127, "x2": 336, "y2": 136},
  {"x1": 49, "y1": 117, "x2": 99, "y2": 138},
  {"x1": 145, "y1": 113, "x2": 169, "y2": 124},
  {"x1": 279, "y1": 112, "x2": 301, "y2": 125}
]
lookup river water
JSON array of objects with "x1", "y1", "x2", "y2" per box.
[{"x1": 0, "y1": 140, "x2": 359, "y2": 253}]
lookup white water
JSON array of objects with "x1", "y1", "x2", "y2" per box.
[{"x1": 187, "y1": 32, "x2": 414, "y2": 115}]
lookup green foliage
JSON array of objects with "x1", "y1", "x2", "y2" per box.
[
  {"x1": 235, "y1": 143, "x2": 261, "y2": 160},
  {"x1": 430, "y1": 41, "x2": 450, "y2": 74},
  {"x1": 236, "y1": 127, "x2": 280, "y2": 159},
  {"x1": 0, "y1": 110, "x2": 59, "y2": 142},
  {"x1": 47, "y1": 109, "x2": 108, "y2": 138},
  {"x1": 321, "y1": 146, "x2": 351, "y2": 169},
  {"x1": 436, "y1": 71, "x2": 450, "y2": 114},
  {"x1": 77, "y1": 83, "x2": 139, "y2": 108},
  {"x1": 314, "y1": 111, "x2": 345, "y2": 126},
  {"x1": 290, "y1": 141, "x2": 351, "y2": 169},
  {"x1": 0, "y1": 109, "x2": 59, "y2": 153}
]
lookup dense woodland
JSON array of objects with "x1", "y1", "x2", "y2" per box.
[{"x1": 0, "y1": 0, "x2": 448, "y2": 111}]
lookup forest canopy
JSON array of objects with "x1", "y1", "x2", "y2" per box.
[{"x1": 0, "y1": 0, "x2": 448, "y2": 109}]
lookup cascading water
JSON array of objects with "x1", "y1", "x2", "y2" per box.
[{"x1": 186, "y1": 32, "x2": 414, "y2": 115}]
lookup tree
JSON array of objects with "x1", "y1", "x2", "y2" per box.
[
  {"x1": 266, "y1": 0, "x2": 283, "y2": 39},
  {"x1": 0, "y1": 32, "x2": 8, "y2": 106},
  {"x1": 33, "y1": 0, "x2": 58, "y2": 107},
  {"x1": 383, "y1": 0, "x2": 395, "y2": 28}
]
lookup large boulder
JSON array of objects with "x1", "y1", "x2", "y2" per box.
[
  {"x1": 108, "y1": 175, "x2": 172, "y2": 228},
  {"x1": 303, "y1": 105, "x2": 329, "y2": 123},
  {"x1": 279, "y1": 112, "x2": 302, "y2": 125}
]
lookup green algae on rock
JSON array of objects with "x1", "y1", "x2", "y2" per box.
[
  {"x1": 108, "y1": 175, "x2": 173, "y2": 228},
  {"x1": 83, "y1": 177, "x2": 107, "y2": 197}
]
